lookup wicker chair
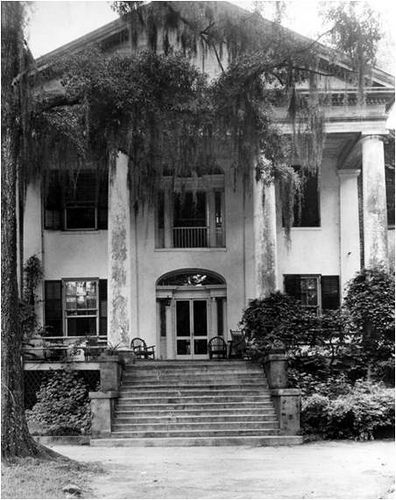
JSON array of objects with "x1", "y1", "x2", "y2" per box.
[
  {"x1": 228, "y1": 330, "x2": 246, "y2": 359},
  {"x1": 130, "y1": 337, "x2": 155, "y2": 359},
  {"x1": 208, "y1": 336, "x2": 228, "y2": 359}
]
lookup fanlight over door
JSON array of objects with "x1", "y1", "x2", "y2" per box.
[{"x1": 156, "y1": 269, "x2": 227, "y2": 360}]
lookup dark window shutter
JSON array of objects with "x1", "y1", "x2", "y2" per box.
[
  {"x1": 284, "y1": 275, "x2": 301, "y2": 299},
  {"x1": 44, "y1": 281, "x2": 63, "y2": 336},
  {"x1": 44, "y1": 171, "x2": 63, "y2": 230},
  {"x1": 99, "y1": 279, "x2": 107, "y2": 336},
  {"x1": 321, "y1": 276, "x2": 340, "y2": 310},
  {"x1": 97, "y1": 172, "x2": 108, "y2": 230}
]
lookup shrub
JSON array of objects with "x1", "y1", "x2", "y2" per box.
[
  {"x1": 343, "y1": 267, "x2": 395, "y2": 380},
  {"x1": 241, "y1": 292, "x2": 320, "y2": 355},
  {"x1": 301, "y1": 380, "x2": 395, "y2": 440},
  {"x1": 26, "y1": 370, "x2": 91, "y2": 436}
]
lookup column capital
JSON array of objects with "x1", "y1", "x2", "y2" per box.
[
  {"x1": 338, "y1": 169, "x2": 360, "y2": 178},
  {"x1": 360, "y1": 133, "x2": 387, "y2": 144}
]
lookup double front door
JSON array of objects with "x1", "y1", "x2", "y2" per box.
[{"x1": 176, "y1": 299, "x2": 208, "y2": 359}]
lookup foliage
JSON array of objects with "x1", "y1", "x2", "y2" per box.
[
  {"x1": 26, "y1": 371, "x2": 91, "y2": 436},
  {"x1": 343, "y1": 268, "x2": 395, "y2": 376},
  {"x1": 241, "y1": 270, "x2": 395, "y2": 384},
  {"x1": 302, "y1": 380, "x2": 394, "y2": 440},
  {"x1": 31, "y1": 0, "x2": 339, "y2": 232},
  {"x1": 323, "y1": 2, "x2": 381, "y2": 101},
  {"x1": 240, "y1": 292, "x2": 340, "y2": 360}
]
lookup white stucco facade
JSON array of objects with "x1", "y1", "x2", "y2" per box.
[{"x1": 25, "y1": 3, "x2": 394, "y2": 359}]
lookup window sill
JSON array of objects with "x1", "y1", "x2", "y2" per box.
[
  {"x1": 282, "y1": 227, "x2": 322, "y2": 231},
  {"x1": 44, "y1": 229, "x2": 108, "y2": 235},
  {"x1": 155, "y1": 247, "x2": 227, "y2": 252}
]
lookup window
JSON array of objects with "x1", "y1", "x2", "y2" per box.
[
  {"x1": 44, "y1": 279, "x2": 107, "y2": 337},
  {"x1": 44, "y1": 169, "x2": 108, "y2": 230},
  {"x1": 284, "y1": 274, "x2": 340, "y2": 312},
  {"x1": 156, "y1": 188, "x2": 225, "y2": 248},
  {"x1": 290, "y1": 167, "x2": 320, "y2": 227},
  {"x1": 64, "y1": 280, "x2": 98, "y2": 336}
]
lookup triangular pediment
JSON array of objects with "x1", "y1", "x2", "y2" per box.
[{"x1": 36, "y1": 1, "x2": 394, "y2": 92}]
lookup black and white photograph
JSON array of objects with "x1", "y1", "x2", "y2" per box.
[{"x1": 1, "y1": 0, "x2": 395, "y2": 498}]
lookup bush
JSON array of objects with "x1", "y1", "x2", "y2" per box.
[
  {"x1": 26, "y1": 370, "x2": 91, "y2": 436},
  {"x1": 343, "y1": 267, "x2": 395, "y2": 381},
  {"x1": 301, "y1": 381, "x2": 395, "y2": 440},
  {"x1": 241, "y1": 292, "x2": 321, "y2": 355}
]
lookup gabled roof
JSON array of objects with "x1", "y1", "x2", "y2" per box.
[{"x1": 35, "y1": 1, "x2": 394, "y2": 90}]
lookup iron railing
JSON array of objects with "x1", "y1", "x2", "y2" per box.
[{"x1": 173, "y1": 226, "x2": 209, "y2": 248}]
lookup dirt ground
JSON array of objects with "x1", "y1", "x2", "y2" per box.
[{"x1": 52, "y1": 440, "x2": 395, "y2": 499}]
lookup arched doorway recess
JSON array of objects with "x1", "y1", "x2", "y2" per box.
[{"x1": 156, "y1": 269, "x2": 227, "y2": 359}]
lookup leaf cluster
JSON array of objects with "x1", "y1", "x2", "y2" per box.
[
  {"x1": 26, "y1": 370, "x2": 91, "y2": 436},
  {"x1": 302, "y1": 380, "x2": 394, "y2": 440},
  {"x1": 343, "y1": 267, "x2": 395, "y2": 361}
]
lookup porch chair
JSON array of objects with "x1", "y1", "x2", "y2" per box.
[
  {"x1": 208, "y1": 336, "x2": 228, "y2": 360},
  {"x1": 130, "y1": 337, "x2": 155, "y2": 360},
  {"x1": 228, "y1": 330, "x2": 246, "y2": 359}
]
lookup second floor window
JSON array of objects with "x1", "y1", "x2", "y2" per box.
[
  {"x1": 156, "y1": 180, "x2": 225, "y2": 249},
  {"x1": 44, "y1": 168, "x2": 108, "y2": 230}
]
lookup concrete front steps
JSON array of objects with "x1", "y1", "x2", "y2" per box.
[{"x1": 90, "y1": 360, "x2": 302, "y2": 447}]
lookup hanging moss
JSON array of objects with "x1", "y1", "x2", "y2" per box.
[{"x1": 25, "y1": 0, "x2": 379, "y2": 234}]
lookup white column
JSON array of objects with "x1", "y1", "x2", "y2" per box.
[
  {"x1": 338, "y1": 169, "x2": 361, "y2": 297},
  {"x1": 253, "y1": 167, "x2": 278, "y2": 299},
  {"x1": 164, "y1": 188, "x2": 172, "y2": 248},
  {"x1": 165, "y1": 301, "x2": 173, "y2": 359},
  {"x1": 208, "y1": 191, "x2": 216, "y2": 248},
  {"x1": 361, "y1": 135, "x2": 389, "y2": 269},
  {"x1": 23, "y1": 179, "x2": 44, "y2": 325},
  {"x1": 108, "y1": 152, "x2": 132, "y2": 347},
  {"x1": 210, "y1": 296, "x2": 217, "y2": 339}
]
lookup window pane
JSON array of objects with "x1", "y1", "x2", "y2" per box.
[
  {"x1": 66, "y1": 206, "x2": 96, "y2": 229},
  {"x1": 193, "y1": 300, "x2": 207, "y2": 336},
  {"x1": 216, "y1": 298, "x2": 224, "y2": 336},
  {"x1": 65, "y1": 171, "x2": 97, "y2": 203},
  {"x1": 176, "y1": 301, "x2": 190, "y2": 336},
  {"x1": 67, "y1": 317, "x2": 97, "y2": 336},
  {"x1": 160, "y1": 301, "x2": 166, "y2": 337},
  {"x1": 173, "y1": 192, "x2": 206, "y2": 227},
  {"x1": 177, "y1": 339, "x2": 190, "y2": 355},
  {"x1": 300, "y1": 278, "x2": 318, "y2": 306},
  {"x1": 194, "y1": 339, "x2": 207, "y2": 355}
]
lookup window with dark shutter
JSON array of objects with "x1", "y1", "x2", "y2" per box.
[
  {"x1": 44, "y1": 281, "x2": 63, "y2": 336},
  {"x1": 321, "y1": 276, "x2": 340, "y2": 310},
  {"x1": 99, "y1": 279, "x2": 108, "y2": 337}
]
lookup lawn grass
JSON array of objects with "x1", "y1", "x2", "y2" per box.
[{"x1": 1, "y1": 455, "x2": 103, "y2": 499}]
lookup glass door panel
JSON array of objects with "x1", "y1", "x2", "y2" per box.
[
  {"x1": 176, "y1": 301, "x2": 191, "y2": 356},
  {"x1": 175, "y1": 299, "x2": 208, "y2": 359},
  {"x1": 193, "y1": 300, "x2": 208, "y2": 357}
]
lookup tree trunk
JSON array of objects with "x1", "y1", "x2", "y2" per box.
[{"x1": 1, "y1": 1, "x2": 39, "y2": 459}]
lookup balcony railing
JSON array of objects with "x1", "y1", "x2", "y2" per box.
[{"x1": 173, "y1": 226, "x2": 209, "y2": 248}]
